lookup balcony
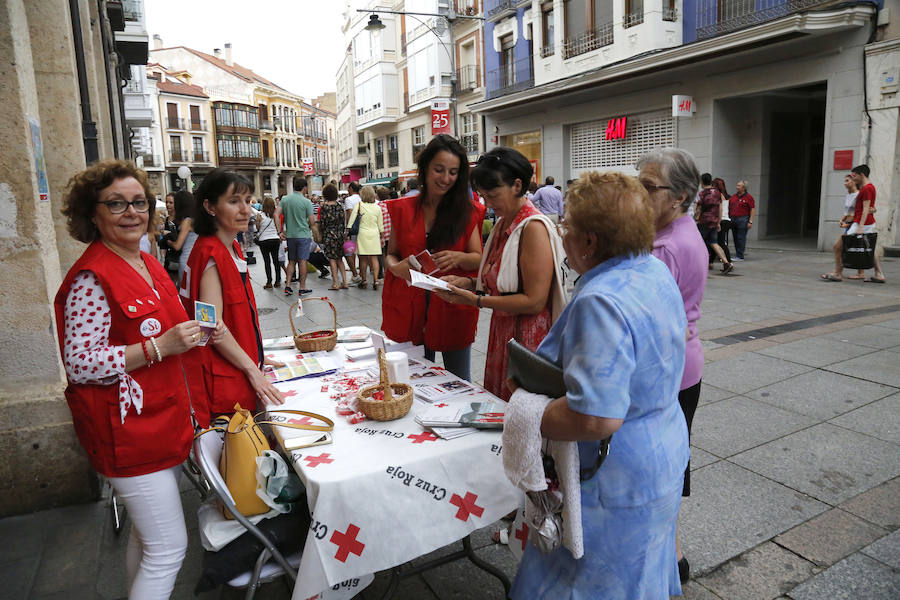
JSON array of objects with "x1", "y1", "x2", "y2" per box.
[
  {"x1": 540, "y1": 42, "x2": 555, "y2": 58},
  {"x1": 166, "y1": 117, "x2": 185, "y2": 130},
  {"x1": 169, "y1": 150, "x2": 186, "y2": 162},
  {"x1": 122, "y1": 0, "x2": 142, "y2": 21},
  {"x1": 486, "y1": 0, "x2": 515, "y2": 22},
  {"x1": 192, "y1": 151, "x2": 210, "y2": 163},
  {"x1": 260, "y1": 119, "x2": 274, "y2": 131},
  {"x1": 357, "y1": 106, "x2": 401, "y2": 127},
  {"x1": 486, "y1": 57, "x2": 534, "y2": 99},
  {"x1": 460, "y1": 133, "x2": 479, "y2": 154},
  {"x1": 562, "y1": 22, "x2": 614, "y2": 59},
  {"x1": 388, "y1": 149, "x2": 399, "y2": 168},
  {"x1": 262, "y1": 157, "x2": 277, "y2": 167},
  {"x1": 457, "y1": 65, "x2": 480, "y2": 92},
  {"x1": 138, "y1": 154, "x2": 161, "y2": 168},
  {"x1": 663, "y1": 7, "x2": 678, "y2": 21},
  {"x1": 624, "y1": 11, "x2": 644, "y2": 28},
  {"x1": 189, "y1": 120, "x2": 207, "y2": 132},
  {"x1": 455, "y1": 0, "x2": 480, "y2": 16},
  {"x1": 696, "y1": 0, "x2": 831, "y2": 40}
]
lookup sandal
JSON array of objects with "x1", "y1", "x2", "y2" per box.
[
  {"x1": 340, "y1": 283, "x2": 349, "y2": 289},
  {"x1": 327, "y1": 285, "x2": 340, "y2": 291},
  {"x1": 357, "y1": 281, "x2": 368, "y2": 289},
  {"x1": 820, "y1": 273, "x2": 842, "y2": 282},
  {"x1": 865, "y1": 277, "x2": 886, "y2": 283},
  {"x1": 372, "y1": 280, "x2": 380, "y2": 290},
  {"x1": 847, "y1": 274, "x2": 866, "y2": 280}
]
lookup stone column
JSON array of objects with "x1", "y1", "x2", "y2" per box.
[
  {"x1": 0, "y1": 0, "x2": 99, "y2": 516},
  {"x1": 270, "y1": 173, "x2": 278, "y2": 197}
]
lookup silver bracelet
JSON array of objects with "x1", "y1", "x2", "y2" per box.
[{"x1": 149, "y1": 337, "x2": 163, "y2": 363}]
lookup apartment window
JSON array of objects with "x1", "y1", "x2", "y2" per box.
[
  {"x1": 216, "y1": 135, "x2": 261, "y2": 158},
  {"x1": 500, "y1": 34, "x2": 515, "y2": 88},
  {"x1": 214, "y1": 103, "x2": 259, "y2": 129},
  {"x1": 542, "y1": 3, "x2": 555, "y2": 57},
  {"x1": 563, "y1": 0, "x2": 614, "y2": 59},
  {"x1": 412, "y1": 126, "x2": 425, "y2": 146},
  {"x1": 625, "y1": 0, "x2": 644, "y2": 27},
  {"x1": 169, "y1": 136, "x2": 183, "y2": 161},
  {"x1": 166, "y1": 102, "x2": 180, "y2": 129},
  {"x1": 663, "y1": 0, "x2": 677, "y2": 21},
  {"x1": 388, "y1": 135, "x2": 399, "y2": 167},
  {"x1": 192, "y1": 137, "x2": 204, "y2": 161},
  {"x1": 461, "y1": 114, "x2": 478, "y2": 153},
  {"x1": 388, "y1": 135, "x2": 398, "y2": 150}
]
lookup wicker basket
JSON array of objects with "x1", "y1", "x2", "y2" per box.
[
  {"x1": 357, "y1": 349, "x2": 413, "y2": 421},
  {"x1": 289, "y1": 297, "x2": 338, "y2": 352}
]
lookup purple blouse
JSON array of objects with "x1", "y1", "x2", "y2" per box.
[{"x1": 652, "y1": 214, "x2": 709, "y2": 389}]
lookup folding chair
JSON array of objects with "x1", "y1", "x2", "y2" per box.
[{"x1": 193, "y1": 431, "x2": 301, "y2": 599}]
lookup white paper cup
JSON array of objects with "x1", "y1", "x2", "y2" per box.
[{"x1": 385, "y1": 351, "x2": 410, "y2": 384}]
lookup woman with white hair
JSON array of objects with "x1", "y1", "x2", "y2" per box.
[{"x1": 637, "y1": 148, "x2": 708, "y2": 584}]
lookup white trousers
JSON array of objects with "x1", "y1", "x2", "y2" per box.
[
  {"x1": 108, "y1": 465, "x2": 187, "y2": 600},
  {"x1": 846, "y1": 222, "x2": 875, "y2": 235}
]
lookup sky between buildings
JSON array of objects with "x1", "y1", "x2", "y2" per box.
[{"x1": 145, "y1": 0, "x2": 349, "y2": 100}]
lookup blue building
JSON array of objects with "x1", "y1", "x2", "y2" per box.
[{"x1": 474, "y1": 0, "x2": 897, "y2": 252}]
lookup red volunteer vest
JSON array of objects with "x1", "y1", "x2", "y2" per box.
[
  {"x1": 381, "y1": 195, "x2": 484, "y2": 351},
  {"x1": 182, "y1": 235, "x2": 262, "y2": 416},
  {"x1": 53, "y1": 241, "x2": 194, "y2": 478}
]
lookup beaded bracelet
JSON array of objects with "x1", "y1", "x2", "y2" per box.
[
  {"x1": 149, "y1": 337, "x2": 163, "y2": 363},
  {"x1": 141, "y1": 340, "x2": 153, "y2": 365}
]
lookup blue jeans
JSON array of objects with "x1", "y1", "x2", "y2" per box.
[
  {"x1": 731, "y1": 216, "x2": 750, "y2": 259},
  {"x1": 424, "y1": 347, "x2": 471, "y2": 381}
]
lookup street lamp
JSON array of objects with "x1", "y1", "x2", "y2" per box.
[{"x1": 359, "y1": 8, "x2": 484, "y2": 139}]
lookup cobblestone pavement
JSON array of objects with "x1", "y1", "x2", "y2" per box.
[{"x1": 2, "y1": 242, "x2": 898, "y2": 599}]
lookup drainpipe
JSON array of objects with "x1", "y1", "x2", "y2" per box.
[
  {"x1": 862, "y1": 1, "x2": 879, "y2": 163},
  {"x1": 69, "y1": 0, "x2": 99, "y2": 164}
]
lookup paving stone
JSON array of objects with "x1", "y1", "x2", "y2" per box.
[
  {"x1": 690, "y1": 446, "x2": 720, "y2": 469},
  {"x1": 0, "y1": 512, "x2": 46, "y2": 565},
  {"x1": 690, "y1": 396, "x2": 816, "y2": 458},
  {"x1": 860, "y1": 529, "x2": 900, "y2": 570},
  {"x1": 672, "y1": 581, "x2": 723, "y2": 599},
  {"x1": 747, "y1": 370, "x2": 897, "y2": 420},
  {"x1": 678, "y1": 461, "x2": 827, "y2": 576},
  {"x1": 699, "y1": 352, "x2": 812, "y2": 395},
  {"x1": 830, "y1": 393, "x2": 900, "y2": 443},
  {"x1": 839, "y1": 477, "x2": 900, "y2": 530},
  {"x1": 696, "y1": 541, "x2": 818, "y2": 600},
  {"x1": 877, "y1": 317, "x2": 900, "y2": 330},
  {"x1": 730, "y1": 424, "x2": 900, "y2": 505},
  {"x1": 0, "y1": 556, "x2": 39, "y2": 600},
  {"x1": 826, "y1": 349, "x2": 900, "y2": 388},
  {"x1": 788, "y1": 552, "x2": 900, "y2": 600},
  {"x1": 698, "y1": 384, "x2": 734, "y2": 406},
  {"x1": 755, "y1": 337, "x2": 876, "y2": 367},
  {"x1": 822, "y1": 324, "x2": 900, "y2": 350},
  {"x1": 774, "y1": 508, "x2": 887, "y2": 567}
]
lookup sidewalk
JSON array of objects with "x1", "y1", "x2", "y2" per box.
[{"x1": 1, "y1": 245, "x2": 898, "y2": 600}]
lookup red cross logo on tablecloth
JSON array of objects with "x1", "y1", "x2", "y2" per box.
[
  {"x1": 514, "y1": 522, "x2": 529, "y2": 550},
  {"x1": 289, "y1": 416, "x2": 314, "y2": 426},
  {"x1": 303, "y1": 453, "x2": 334, "y2": 468},
  {"x1": 449, "y1": 492, "x2": 484, "y2": 521},
  {"x1": 408, "y1": 431, "x2": 439, "y2": 444},
  {"x1": 435, "y1": 403, "x2": 448, "y2": 408},
  {"x1": 330, "y1": 524, "x2": 365, "y2": 562},
  {"x1": 282, "y1": 390, "x2": 298, "y2": 398}
]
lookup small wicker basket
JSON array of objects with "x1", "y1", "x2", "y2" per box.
[
  {"x1": 357, "y1": 349, "x2": 413, "y2": 421},
  {"x1": 289, "y1": 297, "x2": 338, "y2": 353}
]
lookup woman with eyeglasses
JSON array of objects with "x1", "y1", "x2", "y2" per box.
[
  {"x1": 637, "y1": 148, "x2": 709, "y2": 584},
  {"x1": 181, "y1": 169, "x2": 285, "y2": 422},
  {"x1": 382, "y1": 134, "x2": 485, "y2": 379},
  {"x1": 434, "y1": 147, "x2": 567, "y2": 399},
  {"x1": 55, "y1": 160, "x2": 218, "y2": 599}
]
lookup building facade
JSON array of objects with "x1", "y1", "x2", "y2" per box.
[
  {"x1": 156, "y1": 79, "x2": 215, "y2": 192},
  {"x1": 337, "y1": 34, "x2": 369, "y2": 188},
  {"x1": 474, "y1": 0, "x2": 899, "y2": 252}
]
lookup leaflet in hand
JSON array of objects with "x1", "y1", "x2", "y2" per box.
[
  {"x1": 408, "y1": 269, "x2": 451, "y2": 292},
  {"x1": 194, "y1": 301, "x2": 216, "y2": 346},
  {"x1": 264, "y1": 356, "x2": 339, "y2": 383}
]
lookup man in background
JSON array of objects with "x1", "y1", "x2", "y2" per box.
[
  {"x1": 532, "y1": 175, "x2": 564, "y2": 224},
  {"x1": 276, "y1": 176, "x2": 316, "y2": 296},
  {"x1": 728, "y1": 180, "x2": 755, "y2": 261}
]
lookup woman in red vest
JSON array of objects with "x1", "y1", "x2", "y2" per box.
[
  {"x1": 382, "y1": 134, "x2": 485, "y2": 379},
  {"x1": 182, "y1": 169, "x2": 284, "y2": 418},
  {"x1": 56, "y1": 160, "x2": 212, "y2": 599}
]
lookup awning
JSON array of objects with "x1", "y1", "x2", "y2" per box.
[{"x1": 363, "y1": 177, "x2": 396, "y2": 186}]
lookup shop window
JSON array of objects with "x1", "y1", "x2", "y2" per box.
[{"x1": 570, "y1": 113, "x2": 674, "y2": 171}]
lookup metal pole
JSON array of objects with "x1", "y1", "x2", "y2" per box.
[{"x1": 449, "y1": 21, "x2": 458, "y2": 139}]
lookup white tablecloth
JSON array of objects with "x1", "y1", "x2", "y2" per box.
[{"x1": 264, "y1": 345, "x2": 520, "y2": 600}]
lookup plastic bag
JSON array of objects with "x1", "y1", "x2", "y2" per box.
[
  {"x1": 255, "y1": 450, "x2": 305, "y2": 513},
  {"x1": 524, "y1": 488, "x2": 564, "y2": 554}
]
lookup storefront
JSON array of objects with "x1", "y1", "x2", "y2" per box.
[{"x1": 500, "y1": 131, "x2": 541, "y2": 182}]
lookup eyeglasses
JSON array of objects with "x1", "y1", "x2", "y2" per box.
[
  {"x1": 640, "y1": 182, "x2": 672, "y2": 193},
  {"x1": 99, "y1": 199, "x2": 150, "y2": 214}
]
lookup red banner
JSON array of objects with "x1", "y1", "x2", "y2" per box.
[
  {"x1": 431, "y1": 100, "x2": 450, "y2": 135},
  {"x1": 302, "y1": 157, "x2": 315, "y2": 175}
]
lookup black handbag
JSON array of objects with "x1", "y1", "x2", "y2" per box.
[
  {"x1": 347, "y1": 205, "x2": 362, "y2": 236},
  {"x1": 842, "y1": 233, "x2": 877, "y2": 270}
]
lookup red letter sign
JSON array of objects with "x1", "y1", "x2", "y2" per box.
[
  {"x1": 605, "y1": 117, "x2": 627, "y2": 140},
  {"x1": 431, "y1": 100, "x2": 451, "y2": 135}
]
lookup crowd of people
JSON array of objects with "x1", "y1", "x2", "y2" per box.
[{"x1": 53, "y1": 136, "x2": 885, "y2": 599}]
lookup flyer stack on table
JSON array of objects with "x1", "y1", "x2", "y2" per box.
[{"x1": 262, "y1": 333, "x2": 520, "y2": 600}]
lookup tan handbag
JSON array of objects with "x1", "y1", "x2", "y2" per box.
[{"x1": 214, "y1": 403, "x2": 334, "y2": 519}]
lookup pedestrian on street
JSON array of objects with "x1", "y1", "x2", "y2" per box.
[
  {"x1": 56, "y1": 160, "x2": 219, "y2": 599},
  {"x1": 255, "y1": 196, "x2": 282, "y2": 289},
  {"x1": 847, "y1": 164, "x2": 886, "y2": 283},
  {"x1": 435, "y1": 146, "x2": 566, "y2": 400},
  {"x1": 275, "y1": 176, "x2": 316, "y2": 296},
  {"x1": 821, "y1": 173, "x2": 863, "y2": 282},
  {"x1": 506, "y1": 171, "x2": 688, "y2": 600},
  {"x1": 697, "y1": 173, "x2": 734, "y2": 274},
  {"x1": 348, "y1": 186, "x2": 384, "y2": 290},
  {"x1": 318, "y1": 183, "x2": 349, "y2": 290},
  {"x1": 376, "y1": 186, "x2": 394, "y2": 282},
  {"x1": 712, "y1": 177, "x2": 732, "y2": 263},
  {"x1": 638, "y1": 148, "x2": 708, "y2": 584},
  {"x1": 344, "y1": 181, "x2": 363, "y2": 282},
  {"x1": 382, "y1": 134, "x2": 485, "y2": 380},
  {"x1": 531, "y1": 175, "x2": 565, "y2": 224},
  {"x1": 728, "y1": 180, "x2": 755, "y2": 260}
]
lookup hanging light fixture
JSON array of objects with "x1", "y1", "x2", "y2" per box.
[{"x1": 365, "y1": 14, "x2": 386, "y2": 31}]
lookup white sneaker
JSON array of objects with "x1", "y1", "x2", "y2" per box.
[
  {"x1": 732, "y1": 257, "x2": 744, "y2": 262},
  {"x1": 351, "y1": 275, "x2": 362, "y2": 284}
]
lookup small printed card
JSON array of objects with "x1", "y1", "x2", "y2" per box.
[
  {"x1": 408, "y1": 269, "x2": 451, "y2": 292},
  {"x1": 194, "y1": 301, "x2": 216, "y2": 346},
  {"x1": 413, "y1": 250, "x2": 440, "y2": 275},
  {"x1": 416, "y1": 401, "x2": 506, "y2": 429},
  {"x1": 264, "y1": 356, "x2": 338, "y2": 383}
]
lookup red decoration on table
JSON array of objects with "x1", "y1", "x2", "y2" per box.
[
  {"x1": 449, "y1": 492, "x2": 485, "y2": 522},
  {"x1": 282, "y1": 390, "x2": 298, "y2": 398},
  {"x1": 330, "y1": 523, "x2": 365, "y2": 562},
  {"x1": 514, "y1": 522, "x2": 529, "y2": 550},
  {"x1": 407, "y1": 431, "x2": 439, "y2": 444},
  {"x1": 348, "y1": 411, "x2": 367, "y2": 424},
  {"x1": 289, "y1": 416, "x2": 314, "y2": 426},
  {"x1": 303, "y1": 453, "x2": 334, "y2": 468},
  {"x1": 435, "y1": 403, "x2": 448, "y2": 408},
  {"x1": 372, "y1": 389, "x2": 384, "y2": 401}
]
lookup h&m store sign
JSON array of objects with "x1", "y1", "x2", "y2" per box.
[{"x1": 604, "y1": 117, "x2": 627, "y2": 140}]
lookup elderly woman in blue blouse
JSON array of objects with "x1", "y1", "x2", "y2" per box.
[{"x1": 508, "y1": 171, "x2": 690, "y2": 599}]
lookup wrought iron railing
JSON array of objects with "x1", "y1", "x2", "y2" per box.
[
  {"x1": 486, "y1": 0, "x2": 515, "y2": 21},
  {"x1": 624, "y1": 12, "x2": 644, "y2": 28},
  {"x1": 138, "y1": 154, "x2": 160, "y2": 167},
  {"x1": 189, "y1": 120, "x2": 207, "y2": 131},
  {"x1": 166, "y1": 117, "x2": 185, "y2": 130},
  {"x1": 460, "y1": 133, "x2": 479, "y2": 154},
  {"x1": 192, "y1": 151, "x2": 210, "y2": 163},
  {"x1": 696, "y1": 0, "x2": 832, "y2": 39},
  {"x1": 388, "y1": 149, "x2": 399, "y2": 167},
  {"x1": 457, "y1": 65, "x2": 480, "y2": 91},
  {"x1": 375, "y1": 154, "x2": 384, "y2": 170},
  {"x1": 562, "y1": 22, "x2": 614, "y2": 59},
  {"x1": 263, "y1": 157, "x2": 276, "y2": 167},
  {"x1": 260, "y1": 119, "x2": 274, "y2": 130},
  {"x1": 540, "y1": 43, "x2": 555, "y2": 58},
  {"x1": 663, "y1": 7, "x2": 678, "y2": 21},
  {"x1": 487, "y1": 57, "x2": 534, "y2": 99},
  {"x1": 169, "y1": 150, "x2": 185, "y2": 162}
]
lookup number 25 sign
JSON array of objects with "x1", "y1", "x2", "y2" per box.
[{"x1": 431, "y1": 100, "x2": 451, "y2": 135}]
